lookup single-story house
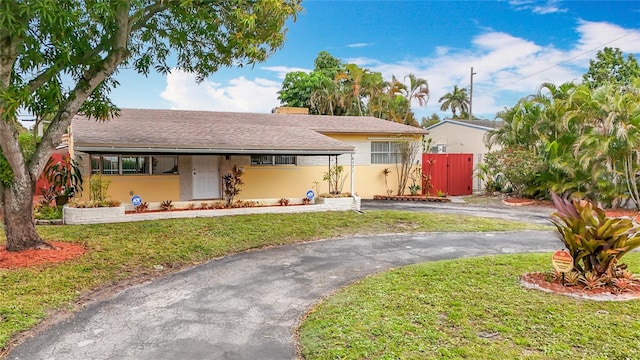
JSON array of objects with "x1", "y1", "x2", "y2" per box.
[
  {"x1": 425, "y1": 119, "x2": 502, "y2": 191},
  {"x1": 69, "y1": 108, "x2": 427, "y2": 204}
]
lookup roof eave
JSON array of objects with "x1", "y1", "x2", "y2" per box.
[{"x1": 74, "y1": 145, "x2": 355, "y2": 155}]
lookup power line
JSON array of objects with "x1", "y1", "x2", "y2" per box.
[{"x1": 492, "y1": 32, "x2": 634, "y2": 91}]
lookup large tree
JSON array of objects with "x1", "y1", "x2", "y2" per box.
[
  {"x1": 278, "y1": 51, "x2": 345, "y2": 114},
  {"x1": 582, "y1": 47, "x2": 640, "y2": 89},
  {"x1": 0, "y1": 0, "x2": 301, "y2": 251}
]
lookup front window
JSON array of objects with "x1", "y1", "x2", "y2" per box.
[
  {"x1": 90, "y1": 155, "x2": 178, "y2": 175},
  {"x1": 251, "y1": 155, "x2": 297, "y2": 166},
  {"x1": 121, "y1": 156, "x2": 149, "y2": 175},
  {"x1": 152, "y1": 156, "x2": 179, "y2": 174},
  {"x1": 371, "y1": 141, "x2": 401, "y2": 164},
  {"x1": 101, "y1": 155, "x2": 119, "y2": 175}
]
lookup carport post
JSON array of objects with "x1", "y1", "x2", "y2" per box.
[{"x1": 350, "y1": 153, "x2": 354, "y2": 195}]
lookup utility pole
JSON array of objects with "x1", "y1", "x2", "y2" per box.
[{"x1": 469, "y1": 67, "x2": 476, "y2": 121}]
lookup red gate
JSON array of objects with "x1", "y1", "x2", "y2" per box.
[{"x1": 422, "y1": 153, "x2": 473, "y2": 196}]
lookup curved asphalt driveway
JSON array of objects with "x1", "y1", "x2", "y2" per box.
[{"x1": 9, "y1": 203, "x2": 559, "y2": 360}]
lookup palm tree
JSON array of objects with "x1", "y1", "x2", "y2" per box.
[
  {"x1": 438, "y1": 85, "x2": 469, "y2": 119},
  {"x1": 572, "y1": 81, "x2": 640, "y2": 208},
  {"x1": 336, "y1": 63, "x2": 370, "y2": 116},
  {"x1": 310, "y1": 77, "x2": 342, "y2": 115},
  {"x1": 402, "y1": 74, "x2": 429, "y2": 124}
]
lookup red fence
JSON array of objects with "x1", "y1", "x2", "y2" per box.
[{"x1": 422, "y1": 153, "x2": 473, "y2": 196}]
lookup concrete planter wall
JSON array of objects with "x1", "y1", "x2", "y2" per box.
[
  {"x1": 315, "y1": 196, "x2": 360, "y2": 211},
  {"x1": 61, "y1": 197, "x2": 361, "y2": 225},
  {"x1": 63, "y1": 205, "x2": 125, "y2": 225}
]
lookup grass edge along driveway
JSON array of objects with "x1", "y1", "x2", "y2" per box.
[
  {"x1": 0, "y1": 210, "x2": 548, "y2": 354},
  {"x1": 298, "y1": 252, "x2": 640, "y2": 360}
]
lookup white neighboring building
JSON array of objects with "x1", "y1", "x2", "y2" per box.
[{"x1": 425, "y1": 119, "x2": 502, "y2": 191}]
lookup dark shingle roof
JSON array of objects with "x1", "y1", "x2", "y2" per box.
[{"x1": 72, "y1": 109, "x2": 427, "y2": 155}]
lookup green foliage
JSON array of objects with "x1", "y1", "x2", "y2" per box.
[
  {"x1": 278, "y1": 52, "x2": 345, "y2": 115},
  {"x1": 278, "y1": 71, "x2": 327, "y2": 112},
  {"x1": 582, "y1": 47, "x2": 640, "y2": 89},
  {"x1": 483, "y1": 147, "x2": 545, "y2": 198},
  {"x1": 0, "y1": 133, "x2": 36, "y2": 186},
  {"x1": 313, "y1": 51, "x2": 343, "y2": 79},
  {"x1": 222, "y1": 165, "x2": 244, "y2": 206},
  {"x1": 277, "y1": 51, "x2": 427, "y2": 124},
  {"x1": 408, "y1": 184, "x2": 421, "y2": 196},
  {"x1": 322, "y1": 162, "x2": 346, "y2": 195},
  {"x1": 484, "y1": 77, "x2": 640, "y2": 205},
  {"x1": 550, "y1": 193, "x2": 640, "y2": 278},
  {"x1": 89, "y1": 175, "x2": 111, "y2": 202},
  {"x1": 421, "y1": 113, "x2": 440, "y2": 128},
  {"x1": 438, "y1": 85, "x2": 469, "y2": 118},
  {"x1": 68, "y1": 198, "x2": 121, "y2": 208},
  {"x1": 33, "y1": 204, "x2": 63, "y2": 220}
]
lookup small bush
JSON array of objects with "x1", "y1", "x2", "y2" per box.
[
  {"x1": 34, "y1": 204, "x2": 63, "y2": 220},
  {"x1": 160, "y1": 200, "x2": 174, "y2": 211}
]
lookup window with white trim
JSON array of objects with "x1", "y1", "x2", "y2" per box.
[
  {"x1": 251, "y1": 155, "x2": 296, "y2": 166},
  {"x1": 371, "y1": 141, "x2": 401, "y2": 164},
  {"x1": 90, "y1": 155, "x2": 179, "y2": 175}
]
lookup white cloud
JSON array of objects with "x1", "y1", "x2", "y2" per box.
[
  {"x1": 160, "y1": 69, "x2": 281, "y2": 113},
  {"x1": 159, "y1": 20, "x2": 639, "y2": 121},
  {"x1": 509, "y1": 0, "x2": 567, "y2": 14},
  {"x1": 354, "y1": 20, "x2": 639, "y2": 120},
  {"x1": 347, "y1": 42, "x2": 374, "y2": 48},
  {"x1": 261, "y1": 65, "x2": 311, "y2": 79},
  {"x1": 574, "y1": 20, "x2": 640, "y2": 55}
]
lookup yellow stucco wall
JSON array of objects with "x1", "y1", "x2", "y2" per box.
[
  {"x1": 89, "y1": 162, "x2": 421, "y2": 203},
  {"x1": 240, "y1": 164, "x2": 417, "y2": 199},
  {"x1": 98, "y1": 175, "x2": 180, "y2": 203}
]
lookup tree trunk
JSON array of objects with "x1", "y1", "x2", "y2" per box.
[{"x1": 1, "y1": 177, "x2": 53, "y2": 252}]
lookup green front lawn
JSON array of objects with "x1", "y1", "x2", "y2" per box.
[
  {"x1": 298, "y1": 253, "x2": 640, "y2": 360},
  {"x1": 0, "y1": 211, "x2": 547, "y2": 352}
]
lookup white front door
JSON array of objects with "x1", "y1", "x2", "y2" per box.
[{"x1": 192, "y1": 156, "x2": 220, "y2": 199}]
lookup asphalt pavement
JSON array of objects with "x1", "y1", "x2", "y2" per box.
[{"x1": 8, "y1": 200, "x2": 559, "y2": 360}]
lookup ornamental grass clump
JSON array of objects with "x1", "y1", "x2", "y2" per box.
[{"x1": 550, "y1": 192, "x2": 640, "y2": 284}]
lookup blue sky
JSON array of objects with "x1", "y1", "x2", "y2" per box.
[{"x1": 110, "y1": 0, "x2": 640, "y2": 121}]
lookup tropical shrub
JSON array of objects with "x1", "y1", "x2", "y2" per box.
[
  {"x1": 550, "y1": 193, "x2": 640, "y2": 278},
  {"x1": 484, "y1": 146, "x2": 545, "y2": 198},
  {"x1": 222, "y1": 165, "x2": 244, "y2": 206},
  {"x1": 43, "y1": 154, "x2": 83, "y2": 204},
  {"x1": 160, "y1": 200, "x2": 174, "y2": 211},
  {"x1": 323, "y1": 163, "x2": 347, "y2": 195},
  {"x1": 68, "y1": 199, "x2": 121, "y2": 208},
  {"x1": 89, "y1": 175, "x2": 111, "y2": 202}
]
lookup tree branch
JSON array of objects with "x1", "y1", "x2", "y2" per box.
[
  {"x1": 29, "y1": 2, "x2": 133, "y2": 178},
  {"x1": 129, "y1": 1, "x2": 170, "y2": 33}
]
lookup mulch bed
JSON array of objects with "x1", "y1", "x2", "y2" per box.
[
  {"x1": 521, "y1": 272, "x2": 640, "y2": 301},
  {"x1": 0, "y1": 242, "x2": 86, "y2": 269},
  {"x1": 373, "y1": 195, "x2": 451, "y2": 202}
]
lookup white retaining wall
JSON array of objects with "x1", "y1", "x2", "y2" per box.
[{"x1": 63, "y1": 197, "x2": 360, "y2": 225}]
